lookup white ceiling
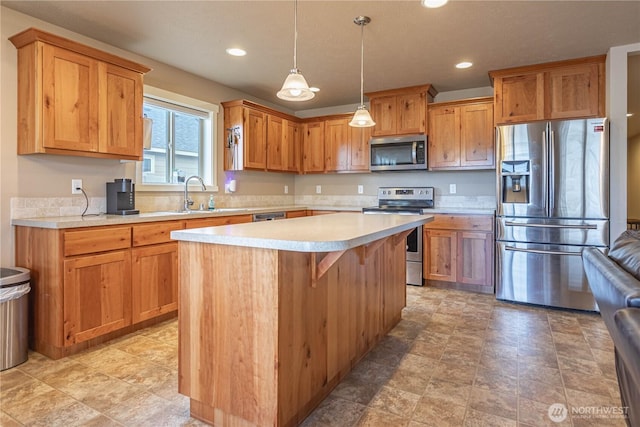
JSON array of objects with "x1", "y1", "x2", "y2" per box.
[{"x1": 3, "y1": 0, "x2": 639, "y2": 134}]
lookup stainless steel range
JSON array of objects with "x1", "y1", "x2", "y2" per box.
[{"x1": 363, "y1": 187, "x2": 434, "y2": 286}]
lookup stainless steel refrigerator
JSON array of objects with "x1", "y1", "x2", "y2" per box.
[{"x1": 495, "y1": 118, "x2": 609, "y2": 311}]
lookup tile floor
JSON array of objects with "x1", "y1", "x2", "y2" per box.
[{"x1": 0, "y1": 286, "x2": 628, "y2": 427}]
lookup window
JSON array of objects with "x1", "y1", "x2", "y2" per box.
[{"x1": 136, "y1": 86, "x2": 218, "y2": 190}]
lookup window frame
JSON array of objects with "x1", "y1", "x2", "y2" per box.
[{"x1": 135, "y1": 85, "x2": 219, "y2": 192}]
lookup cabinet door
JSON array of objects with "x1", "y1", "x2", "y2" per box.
[
  {"x1": 457, "y1": 231, "x2": 493, "y2": 288},
  {"x1": 98, "y1": 62, "x2": 143, "y2": 158},
  {"x1": 131, "y1": 243, "x2": 178, "y2": 323},
  {"x1": 325, "y1": 118, "x2": 350, "y2": 172},
  {"x1": 302, "y1": 121, "x2": 325, "y2": 173},
  {"x1": 284, "y1": 120, "x2": 300, "y2": 172},
  {"x1": 494, "y1": 72, "x2": 544, "y2": 124},
  {"x1": 42, "y1": 45, "x2": 99, "y2": 152},
  {"x1": 243, "y1": 108, "x2": 267, "y2": 170},
  {"x1": 266, "y1": 115, "x2": 284, "y2": 171},
  {"x1": 63, "y1": 250, "x2": 131, "y2": 345},
  {"x1": 348, "y1": 125, "x2": 371, "y2": 171},
  {"x1": 185, "y1": 214, "x2": 253, "y2": 228},
  {"x1": 370, "y1": 96, "x2": 397, "y2": 136},
  {"x1": 397, "y1": 93, "x2": 426, "y2": 135},
  {"x1": 545, "y1": 63, "x2": 600, "y2": 119},
  {"x1": 424, "y1": 230, "x2": 457, "y2": 282},
  {"x1": 428, "y1": 106, "x2": 460, "y2": 169},
  {"x1": 460, "y1": 103, "x2": 495, "y2": 168}
]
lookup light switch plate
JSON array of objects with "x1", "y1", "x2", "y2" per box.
[
  {"x1": 449, "y1": 184, "x2": 457, "y2": 194},
  {"x1": 284, "y1": 185, "x2": 289, "y2": 194},
  {"x1": 358, "y1": 185, "x2": 364, "y2": 194},
  {"x1": 316, "y1": 185, "x2": 322, "y2": 194}
]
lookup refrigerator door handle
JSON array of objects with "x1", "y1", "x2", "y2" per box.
[
  {"x1": 549, "y1": 129, "x2": 555, "y2": 214},
  {"x1": 542, "y1": 130, "x2": 549, "y2": 215},
  {"x1": 504, "y1": 246, "x2": 582, "y2": 256},
  {"x1": 504, "y1": 221, "x2": 598, "y2": 230}
]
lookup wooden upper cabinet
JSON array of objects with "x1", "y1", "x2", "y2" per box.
[
  {"x1": 348, "y1": 125, "x2": 371, "y2": 172},
  {"x1": 323, "y1": 115, "x2": 371, "y2": 173},
  {"x1": 222, "y1": 100, "x2": 299, "y2": 172},
  {"x1": 267, "y1": 117, "x2": 299, "y2": 173},
  {"x1": 302, "y1": 121, "x2": 325, "y2": 173},
  {"x1": 545, "y1": 63, "x2": 601, "y2": 119},
  {"x1": 266, "y1": 115, "x2": 284, "y2": 171},
  {"x1": 490, "y1": 55, "x2": 605, "y2": 125},
  {"x1": 428, "y1": 97, "x2": 494, "y2": 170},
  {"x1": 325, "y1": 118, "x2": 350, "y2": 172},
  {"x1": 366, "y1": 85, "x2": 437, "y2": 137},
  {"x1": 244, "y1": 107, "x2": 268, "y2": 170},
  {"x1": 284, "y1": 120, "x2": 300, "y2": 172},
  {"x1": 10, "y1": 28, "x2": 150, "y2": 160}
]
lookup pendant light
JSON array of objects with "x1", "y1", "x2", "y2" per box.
[
  {"x1": 277, "y1": 0, "x2": 314, "y2": 101},
  {"x1": 349, "y1": 16, "x2": 375, "y2": 128}
]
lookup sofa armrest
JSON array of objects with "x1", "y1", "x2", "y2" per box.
[
  {"x1": 582, "y1": 248, "x2": 640, "y2": 334},
  {"x1": 613, "y1": 308, "x2": 640, "y2": 426}
]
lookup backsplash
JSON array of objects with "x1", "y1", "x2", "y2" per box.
[
  {"x1": 10, "y1": 194, "x2": 495, "y2": 219},
  {"x1": 11, "y1": 197, "x2": 106, "y2": 219}
]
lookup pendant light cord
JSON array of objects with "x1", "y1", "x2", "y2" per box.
[
  {"x1": 359, "y1": 21, "x2": 364, "y2": 106},
  {"x1": 293, "y1": 0, "x2": 298, "y2": 70}
]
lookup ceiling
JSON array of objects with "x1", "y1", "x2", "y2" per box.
[{"x1": 3, "y1": 0, "x2": 639, "y2": 134}]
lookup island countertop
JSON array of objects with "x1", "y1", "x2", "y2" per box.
[{"x1": 171, "y1": 212, "x2": 433, "y2": 252}]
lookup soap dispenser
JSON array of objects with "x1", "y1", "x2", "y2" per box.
[{"x1": 208, "y1": 195, "x2": 215, "y2": 210}]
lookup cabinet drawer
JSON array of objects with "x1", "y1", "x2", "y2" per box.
[
  {"x1": 185, "y1": 214, "x2": 253, "y2": 229},
  {"x1": 132, "y1": 221, "x2": 184, "y2": 247},
  {"x1": 424, "y1": 215, "x2": 493, "y2": 232},
  {"x1": 64, "y1": 226, "x2": 131, "y2": 256}
]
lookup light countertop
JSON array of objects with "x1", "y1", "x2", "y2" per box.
[
  {"x1": 10, "y1": 205, "x2": 494, "y2": 229},
  {"x1": 171, "y1": 212, "x2": 433, "y2": 252}
]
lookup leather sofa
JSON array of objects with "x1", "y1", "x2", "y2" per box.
[{"x1": 583, "y1": 230, "x2": 640, "y2": 427}]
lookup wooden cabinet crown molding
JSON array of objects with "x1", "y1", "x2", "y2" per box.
[
  {"x1": 428, "y1": 96, "x2": 494, "y2": 109},
  {"x1": 365, "y1": 84, "x2": 438, "y2": 100},
  {"x1": 221, "y1": 99, "x2": 300, "y2": 123},
  {"x1": 487, "y1": 54, "x2": 605, "y2": 83},
  {"x1": 9, "y1": 27, "x2": 151, "y2": 74}
]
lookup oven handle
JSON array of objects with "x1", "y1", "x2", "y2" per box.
[
  {"x1": 504, "y1": 221, "x2": 597, "y2": 230},
  {"x1": 504, "y1": 245, "x2": 582, "y2": 256}
]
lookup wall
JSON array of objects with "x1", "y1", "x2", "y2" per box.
[
  {"x1": 629, "y1": 133, "x2": 640, "y2": 218},
  {"x1": 607, "y1": 42, "x2": 640, "y2": 241}
]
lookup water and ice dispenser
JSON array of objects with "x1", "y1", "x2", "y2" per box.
[{"x1": 500, "y1": 160, "x2": 530, "y2": 204}]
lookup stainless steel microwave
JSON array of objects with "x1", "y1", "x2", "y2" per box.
[{"x1": 370, "y1": 134, "x2": 428, "y2": 171}]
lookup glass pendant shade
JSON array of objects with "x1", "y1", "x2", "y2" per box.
[
  {"x1": 349, "y1": 105, "x2": 376, "y2": 127},
  {"x1": 277, "y1": 69, "x2": 315, "y2": 101}
]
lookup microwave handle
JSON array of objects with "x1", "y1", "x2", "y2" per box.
[{"x1": 412, "y1": 141, "x2": 417, "y2": 164}]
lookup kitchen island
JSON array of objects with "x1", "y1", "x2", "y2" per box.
[{"x1": 171, "y1": 212, "x2": 433, "y2": 426}]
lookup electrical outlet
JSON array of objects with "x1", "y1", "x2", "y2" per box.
[
  {"x1": 357, "y1": 185, "x2": 364, "y2": 194},
  {"x1": 284, "y1": 185, "x2": 289, "y2": 194},
  {"x1": 71, "y1": 179, "x2": 83, "y2": 195},
  {"x1": 449, "y1": 184, "x2": 457, "y2": 194},
  {"x1": 316, "y1": 185, "x2": 322, "y2": 194}
]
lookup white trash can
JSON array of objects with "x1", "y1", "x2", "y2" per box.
[{"x1": 1, "y1": 267, "x2": 30, "y2": 371}]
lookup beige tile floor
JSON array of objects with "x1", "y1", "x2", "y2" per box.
[{"x1": 0, "y1": 286, "x2": 628, "y2": 426}]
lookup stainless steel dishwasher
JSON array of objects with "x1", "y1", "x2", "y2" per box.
[{"x1": 252, "y1": 212, "x2": 286, "y2": 222}]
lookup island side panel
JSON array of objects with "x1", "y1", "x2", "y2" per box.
[{"x1": 178, "y1": 241, "x2": 280, "y2": 426}]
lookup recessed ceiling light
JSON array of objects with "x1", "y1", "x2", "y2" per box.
[
  {"x1": 456, "y1": 61, "x2": 473, "y2": 69},
  {"x1": 421, "y1": 0, "x2": 448, "y2": 8},
  {"x1": 310, "y1": 87, "x2": 320, "y2": 93},
  {"x1": 226, "y1": 48, "x2": 246, "y2": 57},
  {"x1": 628, "y1": 113, "x2": 634, "y2": 117}
]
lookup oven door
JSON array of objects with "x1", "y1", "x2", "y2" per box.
[{"x1": 406, "y1": 226, "x2": 423, "y2": 286}]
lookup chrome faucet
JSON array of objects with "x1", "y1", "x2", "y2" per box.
[{"x1": 184, "y1": 175, "x2": 207, "y2": 211}]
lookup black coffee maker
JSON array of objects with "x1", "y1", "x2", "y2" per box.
[{"x1": 106, "y1": 179, "x2": 139, "y2": 215}]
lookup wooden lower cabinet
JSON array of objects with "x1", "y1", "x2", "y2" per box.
[
  {"x1": 131, "y1": 243, "x2": 178, "y2": 323},
  {"x1": 63, "y1": 250, "x2": 132, "y2": 345},
  {"x1": 423, "y1": 214, "x2": 494, "y2": 293},
  {"x1": 285, "y1": 210, "x2": 308, "y2": 219}
]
